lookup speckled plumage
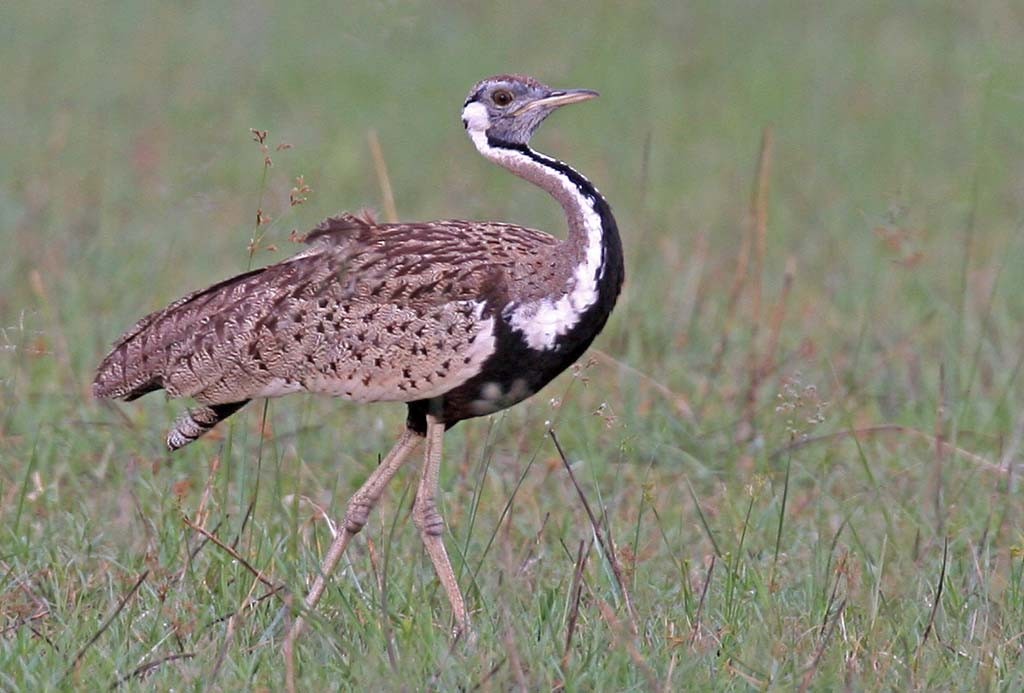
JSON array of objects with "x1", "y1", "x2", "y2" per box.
[
  {"x1": 94, "y1": 74, "x2": 624, "y2": 640},
  {"x1": 93, "y1": 212, "x2": 577, "y2": 442}
]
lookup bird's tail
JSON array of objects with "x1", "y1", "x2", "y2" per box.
[
  {"x1": 92, "y1": 307, "x2": 170, "y2": 402},
  {"x1": 166, "y1": 401, "x2": 249, "y2": 451},
  {"x1": 92, "y1": 262, "x2": 271, "y2": 402}
]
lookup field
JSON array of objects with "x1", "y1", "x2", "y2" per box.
[{"x1": 4, "y1": 1, "x2": 1024, "y2": 689}]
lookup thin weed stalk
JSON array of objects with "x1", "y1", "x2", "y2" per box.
[
  {"x1": 770, "y1": 455, "x2": 791, "y2": 590},
  {"x1": 368, "y1": 129, "x2": 399, "y2": 223},
  {"x1": 62, "y1": 570, "x2": 150, "y2": 683},
  {"x1": 548, "y1": 428, "x2": 639, "y2": 635}
]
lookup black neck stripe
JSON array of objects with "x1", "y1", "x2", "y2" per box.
[
  {"x1": 486, "y1": 136, "x2": 603, "y2": 204},
  {"x1": 486, "y1": 135, "x2": 622, "y2": 306}
]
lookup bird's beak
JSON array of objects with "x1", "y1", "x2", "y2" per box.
[{"x1": 514, "y1": 88, "x2": 599, "y2": 115}]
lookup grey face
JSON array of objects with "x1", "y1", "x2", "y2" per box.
[{"x1": 463, "y1": 74, "x2": 598, "y2": 145}]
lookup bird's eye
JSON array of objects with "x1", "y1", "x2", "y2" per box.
[{"x1": 491, "y1": 90, "x2": 513, "y2": 107}]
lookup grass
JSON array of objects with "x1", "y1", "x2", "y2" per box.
[{"x1": 3, "y1": 0, "x2": 1024, "y2": 689}]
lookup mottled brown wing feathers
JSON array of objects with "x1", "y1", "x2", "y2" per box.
[
  {"x1": 107, "y1": 266, "x2": 267, "y2": 354},
  {"x1": 93, "y1": 214, "x2": 558, "y2": 407},
  {"x1": 93, "y1": 264, "x2": 273, "y2": 400}
]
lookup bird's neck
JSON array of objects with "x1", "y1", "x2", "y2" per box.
[
  {"x1": 469, "y1": 130, "x2": 624, "y2": 352},
  {"x1": 473, "y1": 133, "x2": 604, "y2": 258}
]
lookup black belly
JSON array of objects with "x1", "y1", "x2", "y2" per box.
[{"x1": 405, "y1": 301, "x2": 614, "y2": 434}]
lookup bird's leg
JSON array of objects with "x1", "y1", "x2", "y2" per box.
[
  {"x1": 285, "y1": 427, "x2": 422, "y2": 646},
  {"x1": 412, "y1": 414, "x2": 470, "y2": 638}
]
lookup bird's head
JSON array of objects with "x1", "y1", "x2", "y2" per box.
[{"x1": 462, "y1": 74, "x2": 598, "y2": 146}]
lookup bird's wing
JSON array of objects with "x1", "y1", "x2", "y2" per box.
[{"x1": 94, "y1": 214, "x2": 558, "y2": 405}]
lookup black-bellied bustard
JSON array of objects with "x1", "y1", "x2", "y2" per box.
[{"x1": 94, "y1": 74, "x2": 624, "y2": 643}]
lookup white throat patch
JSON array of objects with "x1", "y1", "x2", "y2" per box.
[
  {"x1": 504, "y1": 189, "x2": 604, "y2": 351},
  {"x1": 461, "y1": 101, "x2": 491, "y2": 136},
  {"x1": 463, "y1": 127, "x2": 605, "y2": 352}
]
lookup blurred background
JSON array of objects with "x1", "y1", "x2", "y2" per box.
[{"x1": 3, "y1": 1, "x2": 1024, "y2": 688}]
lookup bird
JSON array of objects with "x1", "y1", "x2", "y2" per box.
[{"x1": 93, "y1": 73, "x2": 624, "y2": 643}]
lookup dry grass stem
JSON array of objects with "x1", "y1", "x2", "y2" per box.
[
  {"x1": 933, "y1": 365, "x2": 948, "y2": 535},
  {"x1": 194, "y1": 455, "x2": 221, "y2": 530},
  {"x1": 820, "y1": 552, "x2": 847, "y2": 638},
  {"x1": 798, "y1": 599, "x2": 845, "y2": 693},
  {"x1": 208, "y1": 601, "x2": 239, "y2": 683},
  {"x1": 368, "y1": 129, "x2": 399, "y2": 223},
  {"x1": 689, "y1": 555, "x2": 715, "y2": 647},
  {"x1": 750, "y1": 126, "x2": 774, "y2": 322},
  {"x1": 590, "y1": 348, "x2": 696, "y2": 423},
  {"x1": 469, "y1": 657, "x2": 508, "y2": 692},
  {"x1": 110, "y1": 652, "x2": 196, "y2": 689},
  {"x1": 63, "y1": 570, "x2": 150, "y2": 683},
  {"x1": 594, "y1": 597, "x2": 660, "y2": 692},
  {"x1": 562, "y1": 539, "x2": 590, "y2": 668},
  {"x1": 739, "y1": 128, "x2": 777, "y2": 438},
  {"x1": 758, "y1": 255, "x2": 796, "y2": 377},
  {"x1": 281, "y1": 591, "x2": 301, "y2": 692},
  {"x1": 915, "y1": 538, "x2": 949, "y2": 665},
  {"x1": 503, "y1": 616, "x2": 529, "y2": 691},
  {"x1": 181, "y1": 516, "x2": 282, "y2": 592},
  {"x1": 366, "y1": 536, "x2": 399, "y2": 671},
  {"x1": 770, "y1": 423, "x2": 1006, "y2": 474},
  {"x1": 548, "y1": 428, "x2": 639, "y2": 635},
  {"x1": 699, "y1": 128, "x2": 773, "y2": 418},
  {"x1": 742, "y1": 256, "x2": 795, "y2": 437},
  {"x1": 663, "y1": 622, "x2": 678, "y2": 693},
  {"x1": 0, "y1": 608, "x2": 49, "y2": 637}
]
